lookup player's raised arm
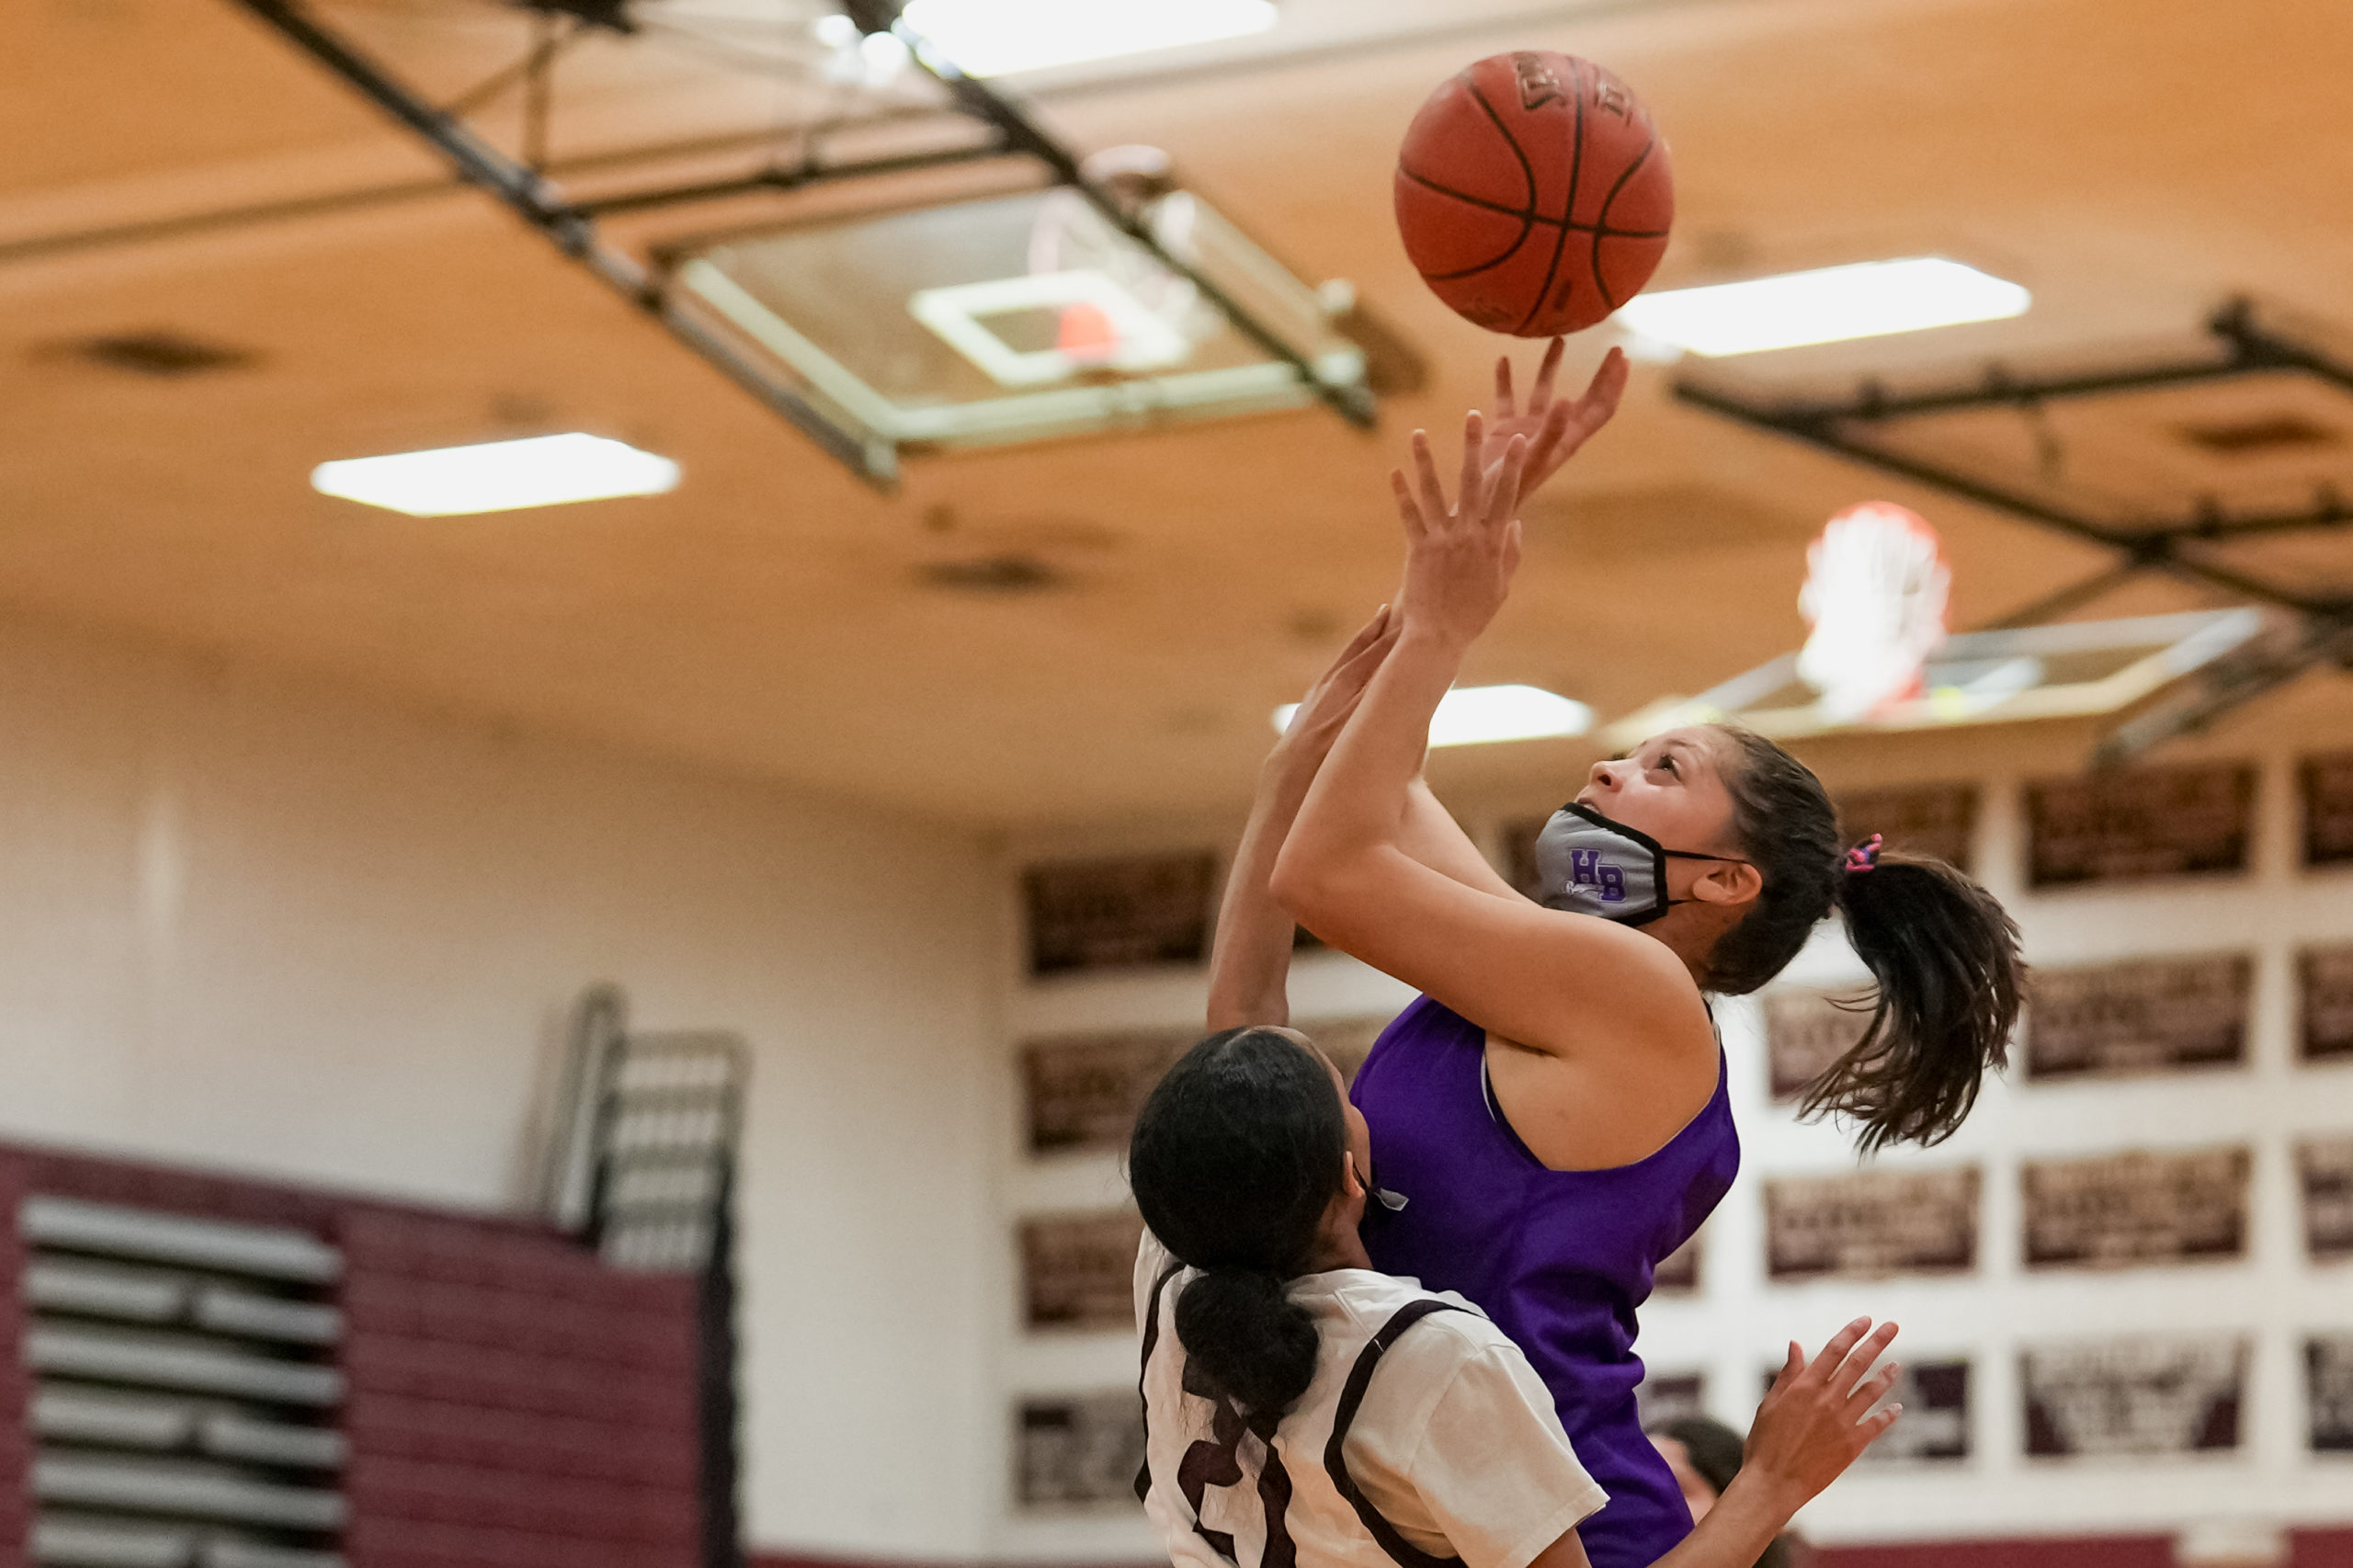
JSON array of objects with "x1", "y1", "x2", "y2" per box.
[
  {"x1": 1272, "y1": 399, "x2": 1712, "y2": 1064},
  {"x1": 1207, "y1": 606, "x2": 1397, "y2": 1030}
]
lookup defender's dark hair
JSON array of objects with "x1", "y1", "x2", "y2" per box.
[
  {"x1": 1127, "y1": 1028, "x2": 1347, "y2": 1418},
  {"x1": 1649, "y1": 1414, "x2": 1745, "y2": 1497},
  {"x1": 1703, "y1": 725, "x2": 2025, "y2": 1153},
  {"x1": 1647, "y1": 1414, "x2": 1791, "y2": 1568}
]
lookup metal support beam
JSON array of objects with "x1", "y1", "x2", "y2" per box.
[
  {"x1": 221, "y1": 0, "x2": 1375, "y2": 484},
  {"x1": 1672, "y1": 303, "x2": 2353, "y2": 619},
  {"x1": 1674, "y1": 301, "x2": 2353, "y2": 754},
  {"x1": 231, "y1": 0, "x2": 893, "y2": 483},
  {"x1": 571, "y1": 141, "x2": 1018, "y2": 217}
]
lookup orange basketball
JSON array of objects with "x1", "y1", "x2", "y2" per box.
[{"x1": 1394, "y1": 51, "x2": 1674, "y2": 336}]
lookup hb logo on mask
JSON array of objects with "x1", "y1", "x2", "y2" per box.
[{"x1": 1568, "y1": 849, "x2": 1628, "y2": 903}]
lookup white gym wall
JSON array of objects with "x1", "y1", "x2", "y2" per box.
[{"x1": 0, "y1": 609, "x2": 1004, "y2": 1562}]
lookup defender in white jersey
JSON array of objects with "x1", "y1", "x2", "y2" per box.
[{"x1": 1128, "y1": 1027, "x2": 1902, "y2": 1568}]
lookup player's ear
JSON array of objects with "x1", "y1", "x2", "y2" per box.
[
  {"x1": 1690, "y1": 859, "x2": 1763, "y2": 908},
  {"x1": 1343, "y1": 1154, "x2": 1369, "y2": 1199}
]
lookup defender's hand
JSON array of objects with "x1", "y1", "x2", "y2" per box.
[
  {"x1": 1273, "y1": 606, "x2": 1401, "y2": 764},
  {"x1": 1483, "y1": 342, "x2": 1628, "y2": 494}
]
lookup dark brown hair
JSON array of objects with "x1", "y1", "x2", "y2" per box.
[
  {"x1": 1128, "y1": 1028, "x2": 1347, "y2": 1417},
  {"x1": 1704, "y1": 725, "x2": 2024, "y2": 1153}
]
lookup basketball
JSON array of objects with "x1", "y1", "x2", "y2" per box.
[{"x1": 1394, "y1": 51, "x2": 1675, "y2": 336}]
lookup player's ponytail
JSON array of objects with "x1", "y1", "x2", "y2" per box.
[
  {"x1": 1704, "y1": 723, "x2": 2024, "y2": 1153},
  {"x1": 1172, "y1": 1267, "x2": 1323, "y2": 1419},
  {"x1": 1129, "y1": 1028, "x2": 1347, "y2": 1420},
  {"x1": 1818, "y1": 846, "x2": 2023, "y2": 1153}
]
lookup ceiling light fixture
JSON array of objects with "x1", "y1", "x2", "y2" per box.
[
  {"x1": 1275, "y1": 684, "x2": 1593, "y2": 747},
  {"x1": 1615, "y1": 257, "x2": 2030, "y2": 358},
  {"x1": 311, "y1": 434, "x2": 679, "y2": 517},
  {"x1": 897, "y1": 0, "x2": 1278, "y2": 77}
]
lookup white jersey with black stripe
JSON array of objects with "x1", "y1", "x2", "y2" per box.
[{"x1": 1135, "y1": 1233, "x2": 1608, "y2": 1568}]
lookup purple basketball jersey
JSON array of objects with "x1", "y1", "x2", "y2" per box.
[{"x1": 1350, "y1": 995, "x2": 1739, "y2": 1568}]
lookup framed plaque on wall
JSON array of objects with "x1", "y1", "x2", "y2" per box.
[
  {"x1": 2025, "y1": 764, "x2": 2254, "y2": 888},
  {"x1": 1021, "y1": 1030, "x2": 1193, "y2": 1156},
  {"x1": 2301, "y1": 947, "x2": 2353, "y2": 1062},
  {"x1": 2302, "y1": 753, "x2": 2353, "y2": 866},
  {"x1": 1017, "y1": 1392, "x2": 1148, "y2": 1508},
  {"x1": 1653, "y1": 1231, "x2": 1702, "y2": 1295},
  {"x1": 1765, "y1": 1167, "x2": 1979, "y2": 1280},
  {"x1": 2022, "y1": 1336, "x2": 2248, "y2": 1456},
  {"x1": 2311, "y1": 1337, "x2": 2353, "y2": 1453},
  {"x1": 1836, "y1": 783, "x2": 1980, "y2": 873},
  {"x1": 2023, "y1": 955, "x2": 2250, "y2": 1080},
  {"x1": 2022, "y1": 1147, "x2": 2251, "y2": 1267},
  {"x1": 1762, "y1": 990, "x2": 1873, "y2": 1102},
  {"x1": 1021, "y1": 1210, "x2": 1145, "y2": 1331},
  {"x1": 1858, "y1": 1361, "x2": 1971, "y2": 1464},
  {"x1": 1634, "y1": 1370, "x2": 1707, "y2": 1429},
  {"x1": 1022, "y1": 853, "x2": 1218, "y2": 975},
  {"x1": 2300, "y1": 1137, "x2": 2353, "y2": 1262}
]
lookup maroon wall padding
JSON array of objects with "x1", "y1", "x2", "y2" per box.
[
  {"x1": 0, "y1": 1156, "x2": 31, "y2": 1566},
  {"x1": 0, "y1": 1141, "x2": 705, "y2": 1568},
  {"x1": 1814, "y1": 1531, "x2": 2353, "y2": 1568},
  {"x1": 1814, "y1": 1537, "x2": 2177, "y2": 1568},
  {"x1": 336, "y1": 1208, "x2": 702, "y2": 1568}
]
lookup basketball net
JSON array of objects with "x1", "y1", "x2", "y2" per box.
[{"x1": 1796, "y1": 502, "x2": 1951, "y2": 722}]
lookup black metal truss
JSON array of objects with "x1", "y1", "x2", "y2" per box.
[
  {"x1": 1671, "y1": 300, "x2": 2353, "y2": 757},
  {"x1": 225, "y1": 0, "x2": 1375, "y2": 489}
]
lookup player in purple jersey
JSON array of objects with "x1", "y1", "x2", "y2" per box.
[{"x1": 1209, "y1": 345, "x2": 2023, "y2": 1568}]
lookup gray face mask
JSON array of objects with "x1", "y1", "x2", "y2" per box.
[{"x1": 1529, "y1": 802, "x2": 1748, "y2": 926}]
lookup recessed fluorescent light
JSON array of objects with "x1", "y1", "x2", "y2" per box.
[
  {"x1": 897, "y1": 0, "x2": 1278, "y2": 77},
  {"x1": 1275, "y1": 684, "x2": 1593, "y2": 747},
  {"x1": 1614, "y1": 257, "x2": 2029, "y2": 358},
  {"x1": 311, "y1": 433, "x2": 678, "y2": 517}
]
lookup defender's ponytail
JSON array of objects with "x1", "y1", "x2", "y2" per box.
[
  {"x1": 1173, "y1": 1267, "x2": 1322, "y2": 1418},
  {"x1": 1704, "y1": 725, "x2": 2025, "y2": 1152},
  {"x1": 1129, "y1": 1028, "x2": 1347, "y2": 1419},
  {"x1": 1810, "y1": 844, "x2": 2023, "y2": 1153}
]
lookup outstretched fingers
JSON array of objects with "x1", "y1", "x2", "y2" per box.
[
  {"x1": 1845, "y1": 1360, "x2": 1904, "y2": 1425},
  {"x1": 1802, "y1": 1318, "x2": 1876, "y2": 1389},
  {"x1": 1391, "y1": 469, "x2": 1425, "y2": 540},
  {"x1": 1529, "y1": 335, "x2": 1567, "y2": 410},
  {"x1": 1831, "y1": 1323, "x2": 1901, "y2": 1399},
  {"x1": 1459, "y1": 411, "x2": 1488, "y2": 521},
  {"x1": 1412, "y1": 430, "x2": 1450, "y2": 527},
  {"x1": 1572, "y1": 346, "x2": 1630, "y2": 433},
  {"x1": 1484, "y1": 435, "x2": 1530, "y2": 528}
]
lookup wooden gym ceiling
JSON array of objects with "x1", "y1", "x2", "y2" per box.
[{"x1": 4, "y1": 0, "x2": 2351, "y2": 825}]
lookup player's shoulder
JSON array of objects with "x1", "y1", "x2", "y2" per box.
[{"x1": 1317, "y1": 1271, "x2": 1514, "y2": 1362}]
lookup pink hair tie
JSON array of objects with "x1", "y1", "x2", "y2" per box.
[{"x1": 1844, "y1": 834, "x2": 1883, "y2": 873}]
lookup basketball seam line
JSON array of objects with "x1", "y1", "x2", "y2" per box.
[
  {"x1": 1514, "y1": 59, "x2": 1582, "y2": 335},
  {"x1": 1394, "y1": 167, "x2": 1532, "y2": 279},
  {"x1": 1462, "y1": 77, "x2": 1539, "y2": 216},
  {"x1": 1588, "y1": 135, "x2": 1658, "y2": 312},
  {"x1": 1395, "y1": 168, "x2": 1666, "y2": 235}
]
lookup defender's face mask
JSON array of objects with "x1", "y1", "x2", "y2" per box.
[{"x1": 1529, "y1": 802, "x2": 1748, "y2": 926}]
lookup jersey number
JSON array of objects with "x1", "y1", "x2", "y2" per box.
[{"x1": 1179, "y1": 1398, "x2": 1297, "y2": 1568}]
